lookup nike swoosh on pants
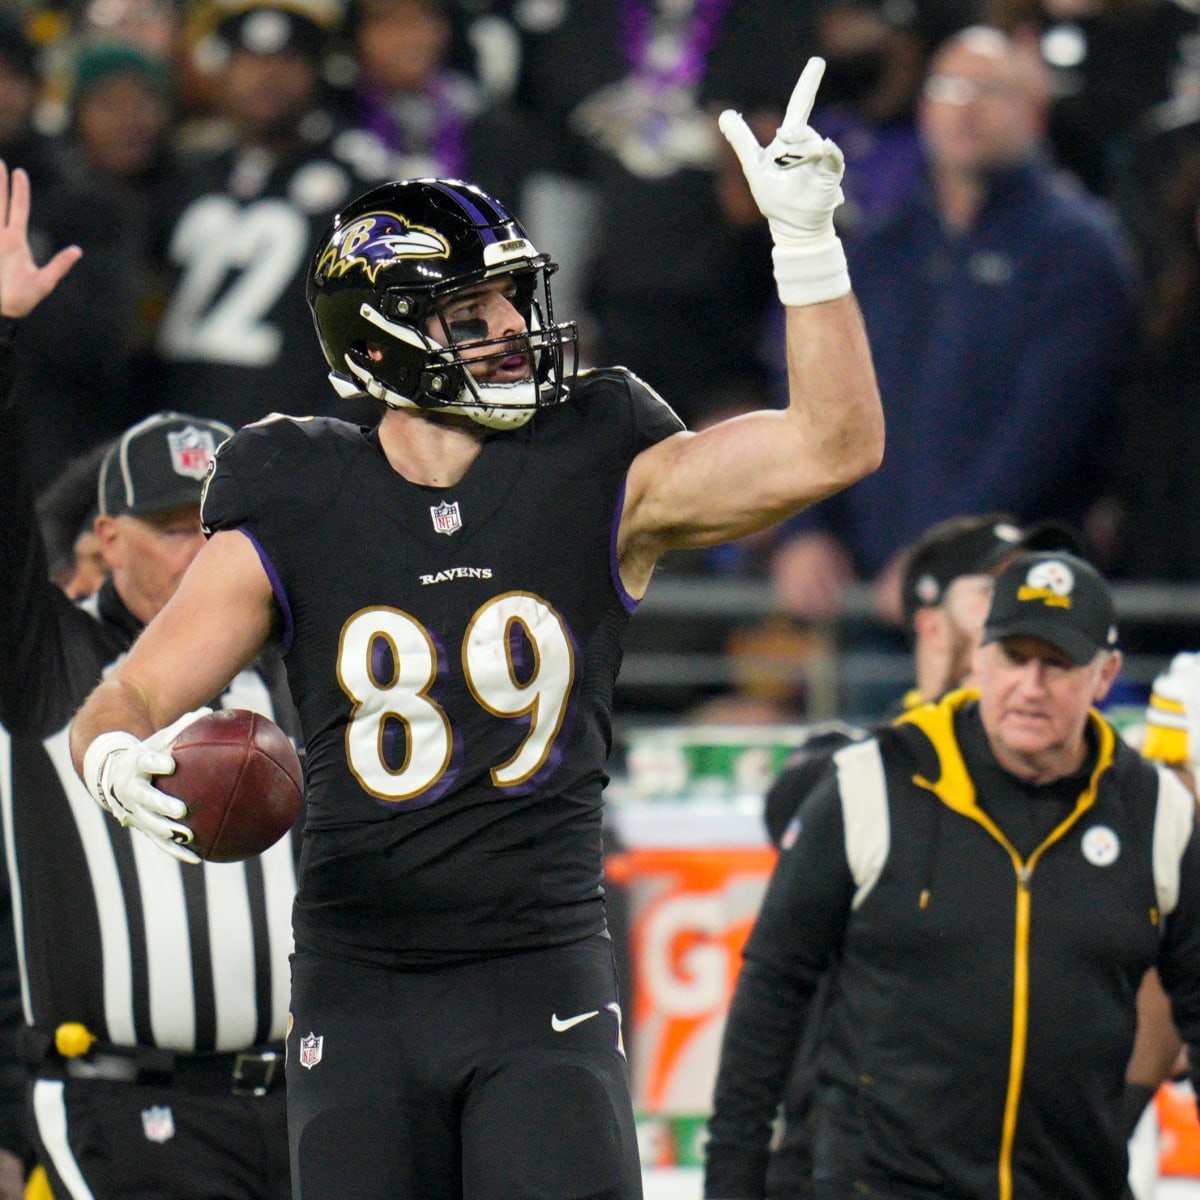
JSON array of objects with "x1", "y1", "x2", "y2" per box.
[{"x1": 550, "y1": 1010, "x2": 599, "y2": 1032}]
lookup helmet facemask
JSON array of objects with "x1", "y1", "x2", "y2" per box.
[{"x1": 335, "y1": 262, "x2": 577, "y2": 431}]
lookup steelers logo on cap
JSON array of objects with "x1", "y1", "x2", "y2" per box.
[{"x1": 1025, "y1": 559, "x2": 1074, "y2": 596}]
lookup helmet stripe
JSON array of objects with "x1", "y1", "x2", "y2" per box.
[{"x1": 426, "y1": 180, "x2": 513, "y2": 244}]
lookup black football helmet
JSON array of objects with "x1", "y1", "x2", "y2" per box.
[{"x1": 306, "y1": 178, "x2": 577, "y2": 430}]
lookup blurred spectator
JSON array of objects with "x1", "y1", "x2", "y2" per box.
[
  {"x1": 56, "y1": 41, "x2": 180, "y2": 395},
  {"x1": 334, "y1": 0, "x2": 542, "y2": 204},
  {"x1": 771, "y1": 25, "x2": 1138, "y2": 630},
  {"x1": 0, "y1": 13, "x2": 59, "y2": 184},
  {"x1": 0, "y1": 16, "x2": 161, "y2": 489},
  {"x1": 809, "y1": 0, "x2": 975, "y2": 238},
  {"x1": 340, "y1": 0, "x2": 477, "y2": 177},
  {"x1": 509, "y1": 0, "x2": 814, "y2": 426},
  {"x1": 147, "y1": 0, "x2": 386, "y2": 430},
  {"x1": 990, "y1": 0, "x2": 1199, "y2": 198},
  {"x1": 1110, "y1": 146, "x2": 1200, "y2": 586},
  {"x1": 64, "y1": 39, "x2": 175, "y2": 191}
]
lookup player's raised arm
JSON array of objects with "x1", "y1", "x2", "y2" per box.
[{"x1": 617, "y1": 58, "x2": 883, "y2": 597}]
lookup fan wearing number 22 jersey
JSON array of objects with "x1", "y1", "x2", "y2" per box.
[{"x1": 200, "y1": 367, "x2": 683, "y2": 967}]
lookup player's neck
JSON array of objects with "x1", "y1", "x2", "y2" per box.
[{"x1": 377, "y1": 409, "x2": 487, "y2": 488}]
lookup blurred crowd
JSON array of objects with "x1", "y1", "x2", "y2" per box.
[{"x1": 6, "y1": 0, "x2": 1200, "y2": 721}]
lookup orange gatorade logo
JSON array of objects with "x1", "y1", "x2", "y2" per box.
[{"x1": 611, "y1": 847, "x2": 775, "y2": 1113}]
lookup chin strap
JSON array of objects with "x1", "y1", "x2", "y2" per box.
[{"x1": 335, "y1": 361, "x2": 542, "y2": 430}]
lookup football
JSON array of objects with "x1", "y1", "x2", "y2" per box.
[{"x1": 155, "y1": 709, "x2": 303, "y2": 863}]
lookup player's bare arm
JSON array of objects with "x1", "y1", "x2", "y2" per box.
[
  {"x1": 616, "y1": 58, "x2": 883, "y2": 597},
  {"x1": 618, "y1": 297, "x2": 880, "y2": 593},
  {"x1": 68, "y1": 529, "x2": 275, "y2": 774}
]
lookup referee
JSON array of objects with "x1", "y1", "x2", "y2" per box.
[{"x1": 0, "y1": 165, "x2": 297, "y2": 1199}]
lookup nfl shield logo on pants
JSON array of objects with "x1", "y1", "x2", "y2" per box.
[
  {"x1": 141, "y1": 1105, "x2": 175, "y2": 1143},
  {"x1": 300, "y1": 1033, "x2": 323, "y2": 1070},
  {"x1": 430, "y1": 500, "x2": 462, "y2": 535}
]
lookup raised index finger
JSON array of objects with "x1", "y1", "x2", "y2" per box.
[{"x1": 779, "y1": 57, "x2": 827, "y2": 139}]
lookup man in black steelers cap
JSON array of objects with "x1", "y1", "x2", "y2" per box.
[
  {"x1": 758, "y1": 516, "x2": 1089, "y2": 1197},
  {"x1": 706, "y1": 547, "x2": 1200, "y2": 1200},
  {"x1": 980, "y1": 549, "x2": 1119, "y2": 666}
]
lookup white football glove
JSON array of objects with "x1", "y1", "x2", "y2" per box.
[
  {"x1": 1145, "y1": 653, "x2": 1200, "y2": 778},
  {"x1": 82, "y1": 708, "x2": 213, "y2": 865},
  {"x1": 719, "y1": 56, "x2": 850, "y2": 307}
]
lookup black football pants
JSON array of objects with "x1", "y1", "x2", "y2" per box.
[{"x1": 286, "y1": 934, "x2": 641, "y2": 1200}]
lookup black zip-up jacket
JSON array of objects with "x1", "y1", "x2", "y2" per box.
[{"x1": 705, "y1": 689, "x2": 1200, "y2": 1200}]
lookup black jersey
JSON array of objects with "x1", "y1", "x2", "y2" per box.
[
  {"x1": 149, "y1": 125, "x2": 387, "y2": 430},
  {"x1": 202, "y1": 368, "x2": 683, "y2": 967},
  {"x1": 0, "y1": 336, "x2": 300, "y2": 1053}
]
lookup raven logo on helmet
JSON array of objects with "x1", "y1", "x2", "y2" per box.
[{"x1": 313, "y1": 213, "x2": 450, "y2": 285}]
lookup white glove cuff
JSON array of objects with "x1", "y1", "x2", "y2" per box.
[
  {"x1": 772, "y1": 238, "x2": 851, "y2": 307},
  {"x1": 83, "y1": 731, "x2": 143, "y2": 814}
]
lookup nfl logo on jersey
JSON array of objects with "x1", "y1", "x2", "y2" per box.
[
  {"x1": 300, "y1": 1033, "x2": 324, "y2": 1070},
  {"x1": 430, "y1": 500, "x2": 462, "y2": 535}
]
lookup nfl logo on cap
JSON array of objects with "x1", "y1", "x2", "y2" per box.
[
  {"x1": 99, "y1": 411, "x2": 234, "y2": 518},
  {"x1": 168, "y1": 425, "x2": 220, "y2": 480}
]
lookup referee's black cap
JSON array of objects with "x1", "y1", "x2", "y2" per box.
[{"x1": 98, "y1": 412, "x2": 234, "y2": 518}]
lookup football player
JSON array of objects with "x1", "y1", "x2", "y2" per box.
[{"x1": 70, "y1": 57, "x2": 883, "y2": 1200}]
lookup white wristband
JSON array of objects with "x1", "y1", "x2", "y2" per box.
[
  {"x1": 772, "y1": 238, "x2": 851, "y2": 307},
  {"x1": 82, "y1": 731, "x2": 142, "y2": 814}
]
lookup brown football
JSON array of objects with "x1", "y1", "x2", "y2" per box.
[{"x1": 155, "y1": 709, "x2": 303, "y2": 863}]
